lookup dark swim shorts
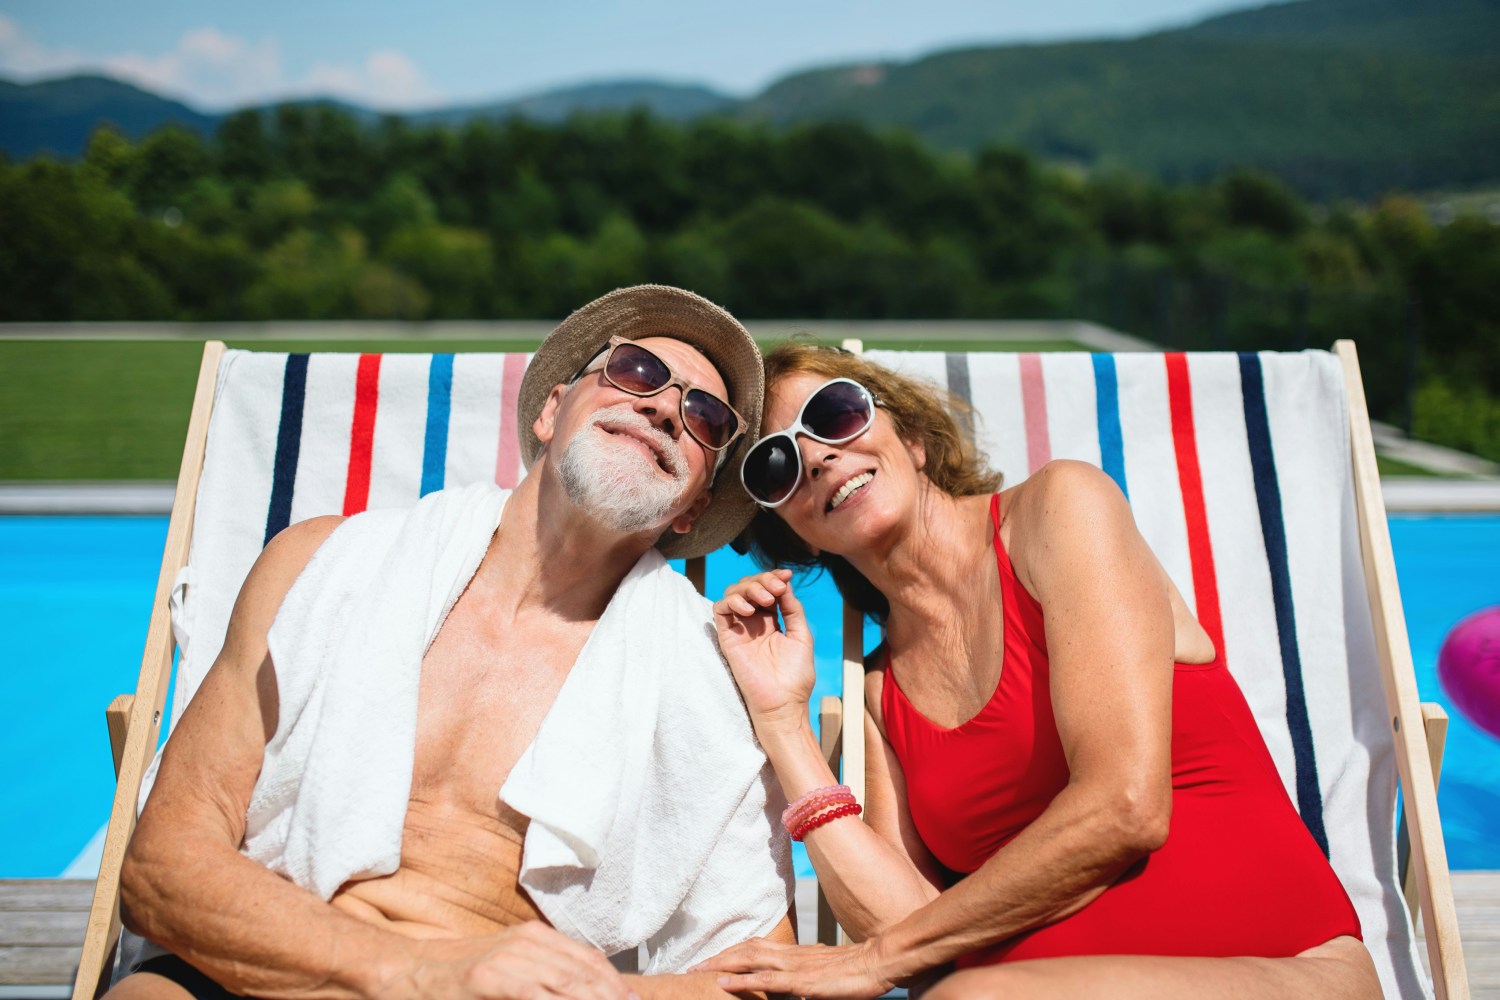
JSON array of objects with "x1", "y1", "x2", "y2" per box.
[{"x1": 135, "y1": 955, "x2": 244, "y2": 1000}]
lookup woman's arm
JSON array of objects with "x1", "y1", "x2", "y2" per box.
[
  {"x1": 713, "y1": 575, "x2": 943, "y2": 939},
  {"x1": 707, "y1": 462, "x2": 1179, "y2": 994}
]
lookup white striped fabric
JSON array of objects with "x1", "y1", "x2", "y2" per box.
[
  {"x1": 172, "y1": 349, "x2": 533, "y2": 728},
  {"x1": 864, "y1": 348, "x2": 1429, "y2": 1000}
]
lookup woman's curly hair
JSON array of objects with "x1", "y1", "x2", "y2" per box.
[{"x1": 743, "y1": 341, "x2": 1002, "y2": 623}]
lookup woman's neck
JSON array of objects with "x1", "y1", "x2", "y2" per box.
[{"x1": 846, "y1": 487, "x2": 996, "y2": 649}]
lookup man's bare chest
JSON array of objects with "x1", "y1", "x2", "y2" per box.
[{"x1": 408, "y1": 594, "x2": 595, "y2": 809}]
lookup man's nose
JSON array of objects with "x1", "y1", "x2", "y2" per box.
[{"x1": 632, "y1": 388, "x2": 682, "y2": 438}]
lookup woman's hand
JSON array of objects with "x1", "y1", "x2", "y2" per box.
[
  {"x1": 712, "y1": 569, "x2": 817, "y2": 734},
  {"x1": 692, "y1": 938, "x2": 897, "y2": 1000}
]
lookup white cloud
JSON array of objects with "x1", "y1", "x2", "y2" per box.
[
  {"x1": 0, "y1": 12, "x2": 88, "y2": 77},
  {"x1": 301, "y1": 49, "x2": 441, "y2": 109},
  {"x1": 0, "y1": 15, "x2": 443, "y2": 111}
]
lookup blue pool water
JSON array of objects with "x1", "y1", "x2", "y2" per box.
[{"x1": 2, "y1": 514, "x2": 1497, "y2": 877}]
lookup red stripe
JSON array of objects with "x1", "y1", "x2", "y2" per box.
[
  {"x1": 495, "y1": 352, "x2": 526, "y2": 488},
  {"x1": 343, "y1": 353, "x2": 381, "y2": 516},
  {"x1": 1165, "y1": 354, "x2": 1225, "y2": 659},
  {"x1": 1019, "y1": 353, "x2": 1051, "y2": 475}
]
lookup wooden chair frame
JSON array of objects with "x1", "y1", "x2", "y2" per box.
[
  {"x1": 71, "y1": 341, "x2": 708, "y2": 997},
  {"x1": 810, "y1": 341, "x2": 1468, "y2": 999}
]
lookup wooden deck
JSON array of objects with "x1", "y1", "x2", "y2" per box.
[
  {"x1": 1418, "y1": 871, "x2": 1500, "y2": 998},
  {"x1": 0, "y1": 880, "x2": 91, "y2": 999},
  {"x1": 3, "y1": 875, "x2": 1496, "y2": 998}
]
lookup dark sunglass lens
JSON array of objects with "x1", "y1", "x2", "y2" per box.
[
  {"x1": 804, "y1": 382, "x2": 872, "y2": 441},
  {"x1": 606, "y1": 343, "x2": 671, "y2": 394},
  {"x1": 684, "y1": 390, "x2": 737, "y2": 449},
  {"x1": 743, "y1": 436, "x2": 799, "y2": 504}
]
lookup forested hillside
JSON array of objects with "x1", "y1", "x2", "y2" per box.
[
  {"x1": 746, "y1": 0, "x2": 1500, "y2": 197},
  {"x1": 3, "y1": 108, "x2": 1497, "y2": 458}
]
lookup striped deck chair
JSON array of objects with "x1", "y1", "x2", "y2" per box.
[
  {"x1": 813, "y1": 342, "x2": 1465, "y2": 999},
  {"x1": 73, "y1": 343, "x2": 708, "y2": 999}
]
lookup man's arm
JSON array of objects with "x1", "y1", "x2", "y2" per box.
[{"x1": 120, "y1": 517, "x2": 628, "y2": 1000}]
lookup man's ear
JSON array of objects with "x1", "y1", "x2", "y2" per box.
[
  {"x1": 533, "y1": 384, "x2": 569, "y2": 447},
  {"x1": 669, "y1": 488, "x2": 714, "y2": 536}
]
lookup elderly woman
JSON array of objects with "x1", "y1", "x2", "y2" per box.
[{"x1": 704, "y1": 343, "x2": 1380, "y2": 999}]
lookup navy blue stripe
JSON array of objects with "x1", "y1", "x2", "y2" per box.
[
  {"x1": 420, "y1": 354, "x2": 454, "y2": 497},
  {"x1": 264, "y1": 353, "x2": 309, "y2": 546},
  {"x1": 1092, "y1": 354, "x2": 1129, "y2": 499},
  {"x1": 1239, "y1": 352, "x2": 1328, "y2": 856}
]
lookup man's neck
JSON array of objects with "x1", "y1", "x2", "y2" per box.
[{"x1": 472, "y1": 462, "x2": 666, "y2": 624}]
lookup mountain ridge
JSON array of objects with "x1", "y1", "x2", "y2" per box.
[{"x1": 4, "y1": 0, "x2": 1497, "y2": 197}]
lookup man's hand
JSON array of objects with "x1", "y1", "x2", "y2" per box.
[
  {"x1": 388, "y1": 922, "x2": 635, "y2": 1000},
  {"x1": 692, "y1": 937, "x2": 897, "y2": 1000}
]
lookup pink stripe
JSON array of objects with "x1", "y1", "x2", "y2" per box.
[
  {"x1": 1019, "y1": 353, "x2": 1051, "y2": 475},
  {"x1": 494, "y1": 353, "x2": 527, "y2": 488}
]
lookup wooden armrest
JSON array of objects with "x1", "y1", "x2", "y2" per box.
[
  {"x1": 1400, "y1": 702, "x2": 1449, "y2": 922},
  {"x1": 106, "y1": 695, "x2": 134, "y2": 779},
  {"x1": 819, "y1": 696, "x2": 843, "y2": 767},
  {"x1": 816, "y1": 696, "x2": 844, "y2": 946}
]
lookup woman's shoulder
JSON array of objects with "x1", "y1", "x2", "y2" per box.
[
  {"x1": 1002, "y1": 460, "x2": 1124, "y2": 525},
  {"x1": 1001, "y1": 461, "x2": 1135, "y2": 589},
  {"x1": 1009, "y1": 459, "x2": 1118, "y2": 501}
]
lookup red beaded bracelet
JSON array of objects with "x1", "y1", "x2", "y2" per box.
[
  {"x1": 791, "y1": 801, "x2": 863, "y2": 842},
  {"x1": 781, "y1": 784, "x2": 847, "y2": 826},
  {"x1": 783, "y1": 789, "x2": 856, "y2": 832}
]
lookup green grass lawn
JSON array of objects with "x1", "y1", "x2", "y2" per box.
[
  {"x1": 0, "y1": 338, "x2": 1090, "y2": 480},
  {"x1": 1375, "y1": 454, "x2": 1444, "y2": 477},
  {"x1": 19, "y1": 339, "x2": 1467, "y2": 483}
]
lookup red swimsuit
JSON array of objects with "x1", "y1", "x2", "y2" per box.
[{"x1": 879, "y1": 495, "x2": 1360, "y2": 964}]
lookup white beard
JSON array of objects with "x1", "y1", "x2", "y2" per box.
[{"x1": 556, "y1": 405, "x2": 693, "y2": 535}]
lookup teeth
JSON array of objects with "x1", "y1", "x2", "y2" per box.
[{"x1": 830, "y1": 472, "x2": 873, "y2": 509}]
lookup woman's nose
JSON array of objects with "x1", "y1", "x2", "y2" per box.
[{"x1": 800, "y1": 435, "x2": 837, "y2": 478}]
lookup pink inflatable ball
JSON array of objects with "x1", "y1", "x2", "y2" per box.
[{"x1": 1438, "y1": 606, "x2": 1500, "y2": 740}]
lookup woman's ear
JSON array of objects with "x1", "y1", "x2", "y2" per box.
[{"x1": 906, "y1": 435, "x2": 927, "y2": 472}]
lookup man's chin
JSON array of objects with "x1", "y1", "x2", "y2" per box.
[{"x1": 556, "y1": 431, "x2": 702, "y2": 537}]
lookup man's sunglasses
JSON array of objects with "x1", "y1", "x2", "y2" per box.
[
  {"x1": 574, "y1": 336, "x2": 745, "y2": 452},
  {"x1": 740, "y1": 378, "x2": 877, "y2": 507}
]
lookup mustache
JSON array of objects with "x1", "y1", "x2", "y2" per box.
[{"x1": 587, "y1": 404, "x2": 685, "y2": 475}]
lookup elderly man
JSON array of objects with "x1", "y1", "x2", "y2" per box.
[{"x1": 109, "y1": 286, "x2": 794, "y2": 1000}]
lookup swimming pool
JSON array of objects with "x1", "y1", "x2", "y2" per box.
[{"x1": 2, "y1": 513, "x2": 1497, "y2": 877}]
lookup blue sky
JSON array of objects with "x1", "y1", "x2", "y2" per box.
[{"x1": 1, "y1": 0, "x2": 1258, "y2": 110}]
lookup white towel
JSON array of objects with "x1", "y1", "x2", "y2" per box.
[{"x1": 246, "y1": 481, "x2": 791, "y2": 972}]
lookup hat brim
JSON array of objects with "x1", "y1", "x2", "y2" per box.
[{"x1": 518, "y1": 285, "x2": 764, "y2": 560}]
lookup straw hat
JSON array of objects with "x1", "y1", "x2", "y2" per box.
[{"x1": 518, "y1": 284, "x2": 764, "y2": 559}]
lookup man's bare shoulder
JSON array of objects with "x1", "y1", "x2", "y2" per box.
[{"x1": 223, "y1": 515, "x2": 346, "y2": 655}]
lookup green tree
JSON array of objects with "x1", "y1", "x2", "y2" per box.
[
  {"x1": 365, "y1": 174, "x2": 437, "y2": 246},
  {"x1": 130, "y1": 125, "x2": 211, "y2": 211},
  {"x1": 247, "y1": 179, "x2": 318, "y2": 248},
  {"x1": 1218, "y1": 170, "x2": 1307, "y2": 237},
  {"x1": 382, "y1": 224, "x2": 495, "y2": 317},
  {"x1": 241, "y1": 228, "x2": 365, "y2": 319},
  {"x1": 0, "y1": 160, "x2": 171, "y2": 320},
  {"x1": 216, "y1": 110, "x2": 273, "y2": 184},
  {"x1": 82, "y1": 127, "x2": 135, "y2": 189}
]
